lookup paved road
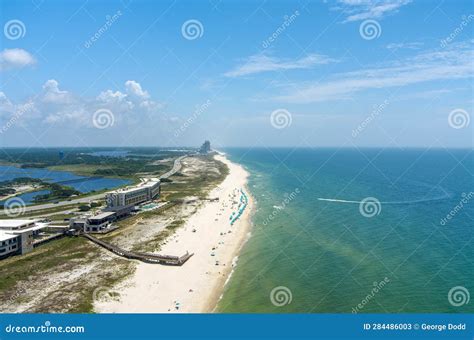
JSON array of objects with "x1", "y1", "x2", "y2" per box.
[
  {"x1": 1, "y1": 155, "x2": 188, "y2": 216},
  {"x1": 0, "y1": 193, "x2": 107, "y2": 215},
  {"x1": 159, "y1": 155, "x2": 186, "y2": 179}
]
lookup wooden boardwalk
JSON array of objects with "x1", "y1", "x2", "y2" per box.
[{"x1": 82, "y1": 233, "x2": 193, "y2": 266}]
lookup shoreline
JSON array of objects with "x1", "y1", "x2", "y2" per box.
[
  {"x1": 95, "y1": 154, "x2": 254, "y2": 313},
  {"x1": 205, "y1": 187, "x2": 255, "y2": 313}
]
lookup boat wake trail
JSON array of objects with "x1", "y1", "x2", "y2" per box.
[
  {"x1": 317, "y1": 198, "x2": 360, "y2": 203},
  {"x1": 317, "y1": 194, "x2": 451, "y2": 205}
]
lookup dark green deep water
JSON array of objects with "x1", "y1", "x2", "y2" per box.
[{"x1": 218, "y1": 148, "x2": 473, "y2": 313}]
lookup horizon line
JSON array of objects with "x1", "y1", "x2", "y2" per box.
[{"x1": 0, "y1": 146, "x2": 472, "y2": 150}]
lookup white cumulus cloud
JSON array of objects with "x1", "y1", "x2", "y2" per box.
[
  {"x1": 0, "y1": 48, "x2": 36, "y2": 71},
  {"x1": 125, "y1": 80, "x2": 150, "y2": 99},
  {"x1": 42, "y1": 79, "x2": 74, "y2": 104},
  {"x1": 1, "y1": 79, "x2": 163, "y2": 127}
]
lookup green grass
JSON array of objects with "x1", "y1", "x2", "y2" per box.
[
  {"x1": 48, "y1": 164, "x2": 116, "y2": 177},
  {"x1": 0, "y1": 236, "x2": 136, "y2": 313},
  {"x1": 48, "y1": 213, "x2": 75, "y2": 222},
  {"x1": 0, "y1": 237, "x2": 94, "y2": 294}
]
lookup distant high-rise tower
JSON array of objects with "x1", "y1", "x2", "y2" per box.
[{"x1": 199, "y1": 140, "x2": 211, "y2": 154}]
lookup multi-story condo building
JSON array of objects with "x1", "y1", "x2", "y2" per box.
[{"x1": 106, "y1": 178, "x2": 160, "y2": 208}]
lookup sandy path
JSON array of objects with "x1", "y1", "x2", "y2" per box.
[{"x1": 95, "y1": 154, "x2": 253, "y2": 313}]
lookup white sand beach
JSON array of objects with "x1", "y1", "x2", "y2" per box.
[{"x1": 95, "y1": 154, "x2": 253, "y2": 313}]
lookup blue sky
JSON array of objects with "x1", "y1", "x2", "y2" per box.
[{"x1": 0, "y1": 0, "x2": 472, "y2": 148}]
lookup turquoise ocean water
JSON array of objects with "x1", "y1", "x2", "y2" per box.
[{"x1": 218, "y1": 148, "x2": 473, "y2": 313}]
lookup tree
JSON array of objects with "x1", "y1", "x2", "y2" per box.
[{"x1": 78, "y1": 204, "x2": 91, "y2": 212}]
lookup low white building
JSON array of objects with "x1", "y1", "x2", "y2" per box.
[
  {"x1": 0, "y1": 220, "x2": 39, "y2": 258},
  {"x1": 69, "y1": 211, "x2": 117, "y2": 233},
  {"x1": 84, "y1": 212, "x2": 116, "y2": 233}
]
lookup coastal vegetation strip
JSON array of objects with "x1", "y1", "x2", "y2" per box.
[{"x1": 162, "y1": 155, "x2": 229, "y2": 201}]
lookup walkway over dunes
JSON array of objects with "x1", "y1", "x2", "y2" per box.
[{"x1": 82, "y1": 233, "x2": 193, "y2": 266}]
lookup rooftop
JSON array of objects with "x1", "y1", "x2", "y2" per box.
[
  {"x1": 88, "y1": 212, "x2": 116, "y2": 221},
  {"x1": 11, "y1": 225, "x2": 46, "y2": 234},
  {"x1": 138, "y1": 178, "x2": 160, "y2": 188},
  {"x1": 109, "y1": 178, "x2": 160, "y2": 194},
  {"x1": 0, "y1": 219, "x2": 37, "y2": 229}
]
